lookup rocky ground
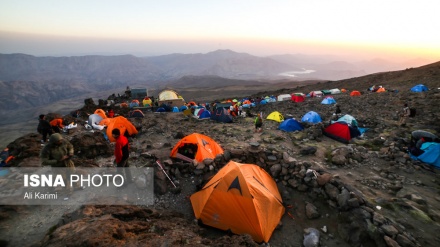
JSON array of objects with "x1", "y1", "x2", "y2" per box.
[{"x1": 1, "y1": 63, "x2": 440, "y2": 247}]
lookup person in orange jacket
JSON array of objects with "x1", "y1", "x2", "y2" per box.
[{"x1": 50, "y1": 118, "x2": 65, "y2": 133}]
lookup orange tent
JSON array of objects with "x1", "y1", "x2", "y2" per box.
[
  {"x1": 376, "y1": 87, "x2": 386, "y2": 93},
  {"x1": 99, "y1": 116, "x2": 138, "y2": 142},
  {"x1": 94, "y1": 109, "x2": 107, "y2": 119},
  {"x1": 341, "y1": 88, "x2": 347, "y2": 93},
  {"x1": 190, "y1": 161, "x2": 285, "y2": 243},
  {"x1": 170, "y1": 133, "x2": 224, "y2": 162},
  {"x1": 350, "y1": 90, "x2": 361, "y2": 96}
]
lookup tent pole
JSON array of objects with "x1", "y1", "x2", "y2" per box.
[{"x1": 156, "y1": 160, "x2": 177, "y2": 188}]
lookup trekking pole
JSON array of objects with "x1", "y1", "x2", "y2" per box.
[{"x1": 155, "y1": 160, "x2": 177, "y2": 188}]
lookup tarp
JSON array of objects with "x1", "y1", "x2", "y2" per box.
[
  {"x1": 170, "y1": 133, "x2": 224, "y2": 162},
  {"x1": 279, "y1": 118, "x2": 304, "y2": 132},
  {"x1": 99, "y1": 116, "x2": 138, "y2": 142},
  {"x1": 411, "y1": 84, "x2": 428, "y2": 92},
  {"x1": 190, "y1": 161, "x2": 284, "y2": 243},
  {"x1": 88, "y1": 114, "x2": 104, "y2": 130},
  {"x1": 301, "y1": 111, "x2": 322, "y2": 123},
  {"x1": 266, "y1": 111, "x2": 284, "y2": 122},
  {"x1": 324, "y1": 122, "x2": 360, "y2": 143}
]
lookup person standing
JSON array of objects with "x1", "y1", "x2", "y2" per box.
[
  {"x1": 37, "y1": 114, "x2": 53, "y2": 143},
  {"x1": 112, "y1": 128, "x2": 132, "y2": 184},
  {"x1": 255, "y1": 114, "x2": 263, "y2": 133},
  {"x1": 50, "y1": 118, "x2": 65, "y2": 133},
  {"x1": 40, "y1": 133, "x2": 75, "y2": 196},
  {"x1": 399, "y1": 103, "x2": 411, "y2": 126}
]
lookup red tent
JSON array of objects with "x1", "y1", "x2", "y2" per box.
[
  {"x1": 350, "y1": 91, "x2": 361, "y2": 96},
  {"x1": 323, "y1": 122, "x2": 361, "y2": 143},
  {"x1": 291, "y1": 95, "x2": 305, "y2": 102}
]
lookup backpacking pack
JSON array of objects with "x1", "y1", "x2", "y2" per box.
[{"x1": 409, "y1": 108, "x2": 416, "y2": 118}]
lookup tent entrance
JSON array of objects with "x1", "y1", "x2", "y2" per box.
[{"x1": 176, "y1": 144, "x2": 198, "y2": 162}]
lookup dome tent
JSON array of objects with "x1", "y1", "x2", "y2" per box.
[
  {"x1": 170, "y1": 133, "x2": 224, "y2": 163},
  {"x1": 190, "y1": 161, "x2": 284, "y2": 243},
  {"x1": 301, "y1": 111, "x2": 322, "y2": 124},
  {"x1": 411, "y1": 84, "x2": 428, "y2": 92},
  {"x1": 266, "y1": 111, "x2": 284, "y2": 122},
  {"x1": 279, "y1": 118, "x2": 304, "y2": 132}
]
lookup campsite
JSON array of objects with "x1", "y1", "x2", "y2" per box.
[{"x1": 1, "y1": 62, "x2": 440, "y2": 247}]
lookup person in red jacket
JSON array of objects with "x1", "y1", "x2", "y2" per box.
[
  {"x1": 50, "y1": 118, "x2": 65, "y2": 133},
  {"x1": 112, "y1": 128, "x2": 132, "y2": 184},
  {"x1": 107, "y1": 108, "x2": 115, "y2": 118}
]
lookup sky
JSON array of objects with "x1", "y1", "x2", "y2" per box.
[{"x1": 0, "y1": 0, "x2": 439, "y2": 62}]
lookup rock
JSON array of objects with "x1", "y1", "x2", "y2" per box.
[
  {"x1": 381, "y1": 224, "x2": 399, "y2": 238},
  {"x1": 300, "y1": 146, "x2": 317, "y2": 155},
  {"x1": 396, "y1": 234, "x2": 415, "y2": 247},
  {"x1": 324, "y1": 183, "x2": 340, "y2": 200},
  {"x1": 337, "y1": 188, "x2": 350, "y2": 210},
  {"x1": 303, "y1": 228, "x2": 320, "y2": 247},
  {"x1": 410, "y1": 194, "x2": 427, "y2": 205},
  {"x1": 332, "y1": 154, "x2": 346, "y2": 166},
  {"x1": 305, "y1": 202, "x2": 320, "y2": 219},
  {"x1": 373, "y1": 212, "x2": 386, "y2": 225},
  {"x1": 384, "y1": 235, "x2": 400, "y2": 247},
  {"x1": 270, "y1": 164, "x2": 282, "y2": 178},
  {"x1": 316, "y1": 173, "x2": 333, "y2": 186}
]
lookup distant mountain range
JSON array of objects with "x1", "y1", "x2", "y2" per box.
[{"x1": 0, "y1": 49, "x2": 433, "y2": 113}]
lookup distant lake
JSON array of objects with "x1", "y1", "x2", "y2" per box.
[{"x1": 279, "y1": 69, "x2": 316, "y2": 77}]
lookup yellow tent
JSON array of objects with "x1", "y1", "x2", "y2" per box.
[
  {"x1": 190, "y1": 161, "x2": 284, "y2": 243},
  {"x1": 266, "y1": 111, "x2": 284, "y2": 122}
]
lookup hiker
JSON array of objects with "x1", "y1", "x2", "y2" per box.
[
  {"x1": 112, "y1": 128, "x2": 132, "y2": 184},
  {"x1": 107, "y1": 108, "x2": 115, "y2": 118},
  {"x1": 40, "y1": 133, "x2": 75, "y2": 196},
  {"x1": 40, "y1": 133, "x2": 74, "y2": 167},
  {"x1": 50, "y1": 118, "x2": 65, "y2": 133},
  {"x1": 255, "y1": 115, "x2": 263, "y2": 133},
  {"x1": 238, "y1": 104, "x2": 243, "y2": 117},
  {"x1": 335, "y1": 105, "x2": 341, "y2": 115},
  {"x1": 398, "y1": 103, "x2": 411, "y2": 126},
  {"x1": 37, "y1": 114, "x2": 53, "y2": 143}
]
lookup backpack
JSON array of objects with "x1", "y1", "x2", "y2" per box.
[{"x1": 409, "y1": 108, "x2": 416, "y2": 118}]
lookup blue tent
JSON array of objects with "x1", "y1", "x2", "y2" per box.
[
  {"x1": 410, "y1": 84, "x2": 428, "y2": 92},
  {"x1": 335, "y1": 114, "x2": 358, "y2": 127},
  {"x1": 156, "y1": 107, "x2": 166, "y2": 112},
  {"x1": 411, "y1": 142, "x2": 440, "y2": 169},
  {"x1": 260, "y1": 100, "x2": 267, "y2": 105},
  {"x1": 199, "y1": 110, "x2": 211, "y2": 119},
  {"x1": 179, "y1": 105, "x2": 188, "y2": 112},
  {"x1": 129, "y1": 102, "x2": 139, "y2": 108},
  {"x1": 301, "y1": 111, "x2": 322, "y2": 124},
  {"x1": 172, "y1": 106, "x2": 179, "y2": 112},
  {"x1": 210, "y1": 108, "x2": 233, "y2": 123},
  {"x1": 321, "y1": 97, "x2": 336, "y2": 104},
  {"x1": 279, "y1": 118, "x2": 304, "y2": 132}
]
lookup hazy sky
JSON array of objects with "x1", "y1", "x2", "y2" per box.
[{"x1": 1, "y1": 0, "x2": 439, "y2": 62}]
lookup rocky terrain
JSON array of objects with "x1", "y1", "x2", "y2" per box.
[{"x1": 0, "y1": 62, "x2": 440, "y2": 247}]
